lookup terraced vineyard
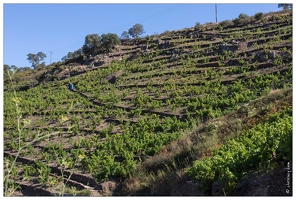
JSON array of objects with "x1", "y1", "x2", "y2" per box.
[{"x1": 4, "y1": 10, "x2": 292, "y2": 196}]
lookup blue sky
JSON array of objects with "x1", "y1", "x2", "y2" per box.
[{"x1": 3, "y1": 1, "x2": 284, "y2": 68}]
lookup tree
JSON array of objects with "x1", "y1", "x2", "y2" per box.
[
  {"x1": 128, "y1": 23, "x2": 145, "y2": 39},
  {"x1": 4, "y1": 64, "x2": 10, "y2": 73},
  {"x1": 100, "y1": 33, "x2": 121, "y2": 52},
  {"x1": 4, "y1": 64, "x2": 12, "y2": 84},
  {"x1": 63, "y1": 49, "x2": 82, "y2": 61},
  {"x1": 10, "y1": 65, "x2": 18, "y2": 72},
  {"x1": 4, "y1": 64, "x2": 11, "y2": 80},
  {"x1": 35, "y1": 62, "x2": 46, "y2": 71},
  {"x1": 278, "y1": 4, "x2": 292, "y2": 10},
  {"x1": 67, "y1": 52, "x2": 73, "y2": 60},
  {"x1": 254, "y1": 12, "x2": 264, "y2": 20},
  {"x1": 61, "y1": 56, "x2": 68, "y2": 61},
  {"x1": 194, "y1": 22, "x2": 203, "y2": 30},
  {"x1": 233, "y1": 13, "x2": 249, "y2": 25},
  {"x1": 121, "y1": 31, "x2": 130, "y2": 39},
  {"x1": 82, "y1": 34, "x2": 101, "y2": 55},
  {"x1": 22, "y1": 67, "x2": 32, "y2": 72},
  {"x1": 73, "y1": 48, "x2": 82, "y2": 58},
  {"x1": 238, "y1": 13, "x2": 249, "y2": 19},
  {"x1": 26, "y1": 52, "x2": 47, "y2": 69}
]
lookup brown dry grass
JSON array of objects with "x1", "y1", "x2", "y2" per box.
[{"x1": 122, "y1": 87, "x2": 292, "y2": 196}]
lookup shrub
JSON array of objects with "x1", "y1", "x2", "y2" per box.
[
  {"x1": 254, "y1": 12, "x2": 264, "y2": 20},
  {"x1": 194, "y1": 22, "x2": 203, "y2": 31},
  {"x1": 232, "y1": 18, "x2": 242, "y2": 25},
  {"x1": 238, "y1": 13, "x2": 249, "y2": 19},
  {"x1": 233, "y1": 13, "x2": 250, "y2": 25},
  {"x1": 220, "y1": 20, "x2": 233, "y2": 28}
]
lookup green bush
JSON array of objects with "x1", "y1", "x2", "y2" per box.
[
  {"x1": 233, "y1": 13, "x2": 249, "y2": 25},
  {"x1": 186, "y1": 107, "x2": 292, "y2": 195},
  {"x1": 254, "y1": 12, "x2": 264, "y2": 20},
  {"x1": 238, "y1": 13, "x2": 249, "y2": 19},
  {"x1": 232, "y1": 18, "x2": 242, "y2": 26},
  {"x1": 194, "y1": 22, "x2": 203, "y2": 31},
  {"x1": 220, "y1": 20, "x2": 233, "y2": 27}
]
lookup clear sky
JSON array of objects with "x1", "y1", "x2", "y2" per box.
[{"x1": 2, "y1": 1, "x2": 285, "y2": 68}]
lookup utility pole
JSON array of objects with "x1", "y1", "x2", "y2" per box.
[
  {"x1": 215, "y1": 4, "x2": 218, "y2": 23},
  {"x1": 49, "y1": 51, "x2": 53, "y2": 64}
]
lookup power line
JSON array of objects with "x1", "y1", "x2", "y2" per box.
[
  {"x1": 51, "y1": 41, "x2": 84, "y2": 52},
  {"x1": 102, "y1": 4, "x2": 188, "y2": 33},
  {"x1": 49, "y1": 4, "x2": 188, "y2": 54}
]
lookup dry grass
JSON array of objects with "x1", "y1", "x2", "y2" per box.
[{"x1": 122, "y1": 87, "x2": 292, "y2": 196}]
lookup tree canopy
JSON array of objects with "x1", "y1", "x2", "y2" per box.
[
  {"x1": 100, "y1": 33, "x2": 121, "y2": 52},
  {"x1": 121, "y1": 31, "x2": 130, "y2": 39},
  {"x1": 82, "y1": 34, "x2": 101, "y2": 55},
  {"x1": 128, "y1": 23, "x2": 145, "y2": 39},
  {"x1": 26, "y1": 52, "x2": 47, "y2": 69},
  {"x1": 278, "y1": 4, "x2": 292, "y2": 10}
]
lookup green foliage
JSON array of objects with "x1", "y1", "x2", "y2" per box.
[
  {"x1": 254, "y1": 12, "x2": 264, "y2": 20},
  {"x1": 194, "y1": 22, "x2": 203, "y2": 30},
  {"x1": 232, "y1": 18, "x2": 242, "y2": 26},
  {"x1": 101, "y1": 33, "x2": 121, "y2": 52},
  {"x1": 121, "y1": 31, "x2": 130, "y2": 39},
  {"x1": 23, "y1": 164, "x2": 38, "y2": 180},
  {"x1": 233, "y1": 13, "x2": 249, "y2": 25},
  {"x1": 3, "y1": 10, "x2": 293, "y2": 194},
  {"x1": 238, "y1": 13, "x2": 249, "y2": 19},
  {"x1": 220, "y1": 20, "x2": 233, "y2": 27},
  {"x1": 82, "y1": 33, "x2": 101, "y2": 55},
  {"x1": 27, "y1": 52, "x2": 47, "y2": 69},
  {"x1": 128, "y1": 23, "x2": 145, "y2": 39},
  {"x1": 36, "y1": 161, "x2": 51, "y2": 183},
  {"x1": 187, "y1": 108, "x2": 292, "y2": 195},
  {"x1": 278, "y1": 4, "x2": 292, "y2": 10}
]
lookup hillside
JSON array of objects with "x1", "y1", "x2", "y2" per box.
[{"x1": 3, "y1": 10, "x2": 292, "y2": 196}]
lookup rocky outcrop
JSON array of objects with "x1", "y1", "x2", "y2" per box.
[
  {"x1": 105, "y1": 70, "x2": 124, "y2": 84},
  {"x1": 253, "y1": 50, "x2": 292, "y2": 62},
  {"x1": 218, "y1": 43, "x2": 239, "y2": 54},
  {"x1": 157, "y1": 39, "x2": 173, "y2": 49},
  {"x1": 234, "y1": 166, "x2": 292, "y2": 196}
]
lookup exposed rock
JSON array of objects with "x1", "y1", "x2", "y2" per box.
[
  {"x1": 158, "y1": 39, "x2": 172, "y2": 49},
  {"x1": 218, "y1": 43, "x2": 238, "y2": 54},
  {"x1": 171, "y1": 48, "x2": 180, "y2": 58},
  {"x1": 82, "y1": 58, "x2": 91, "y2": 65},
  {"x1": 247, "y1": 51, "x2": 256, "y2": 57},
  {"x1": 100, "y1": 181, "x2": 122, "y2": 196},
  {"x1": 141, "y1": 45, "x2": 150, "y2": 55},
  {"x1": 254, "y1": 51, "x2": 268, "y2": 62},
  {"x1": 234, "y1": 166, "x2": 291, "y2": 196},
  {"x1": 93, "y1": 60, "x2": 105, "y2": 67},
  {"x1": 170, "y1": 180, "x2": 203, "y2": 196},
  {"x1": 268, "y1": 51, "x2": 276, "y2": 59},
  {"x1": 92, "y1": 55, "x2": 112, "y2": 67},
  {"x1": 211, "y1": 181, "x2": 225, "y2": 196},
  {"x1": 234, "y1": 173, "x2": 270, "y2": 196},
  {"x1": 253, "y1": 50, "x2": 291, "y2": 62},
  {"x1": 231, "y1": 39, "x2": 240, "y2": 45},
  {"x1": 105, "y1": 70, "x2": 124, "y2": 84}
]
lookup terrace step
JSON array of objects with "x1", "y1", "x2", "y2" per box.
[{"x1": 4, "y1": 151, "x2": 102, "y2": 196}]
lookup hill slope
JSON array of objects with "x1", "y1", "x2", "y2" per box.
[{"x1": 4, "y1": 10, "x2": 292, "y2": 196}]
